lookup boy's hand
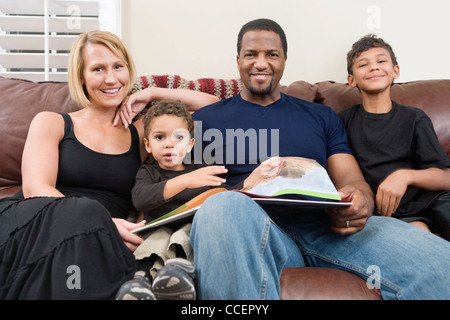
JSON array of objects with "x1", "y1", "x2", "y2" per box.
[
  {"x1": 182, "y1": 166, "x2": 228, "y2": 189},
  {"x1": 163, "y1": 166, "x2": 227, "y2": 200},
  {"x1": 376, "y1": 169, "x2": 409, "y2": 217}
]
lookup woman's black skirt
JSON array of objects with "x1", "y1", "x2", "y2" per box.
[{"x1": 0, "y1": 195, "x2": 137, "y2": 299}]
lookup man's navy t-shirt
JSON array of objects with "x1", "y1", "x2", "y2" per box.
[{"x1": 192, "y1": 93, "x2": 351, "y2": 186}]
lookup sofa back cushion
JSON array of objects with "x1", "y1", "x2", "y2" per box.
[
  {"x1": 1, "y1": 75, "x2": 449, "y2": 192},
  {"x1": 0, "y1": 77, "x2": 80, "y2": 188}
]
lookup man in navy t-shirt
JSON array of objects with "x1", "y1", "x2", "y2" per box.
[
  {"x1": 193, "y1": 92, "x2": 352, "y2": 186},
  {"x1": 192, "y1": 18, "x2": 367, "y2": 209},
  {"x1": 188, "y1": 18, "x2": 450, "y2": 300}
]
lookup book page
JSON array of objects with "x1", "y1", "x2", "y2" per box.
[{"x1": 242, "y1": 157, "x2": 341, "y2": 201}]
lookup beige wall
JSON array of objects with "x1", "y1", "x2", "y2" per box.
[{"x1": 121, "y1": 0, "x2": 450, "y2": 85}]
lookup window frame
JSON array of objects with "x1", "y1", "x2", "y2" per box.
[{"x1": 0, "y1": 0, "x2": 122, "y2": 81}]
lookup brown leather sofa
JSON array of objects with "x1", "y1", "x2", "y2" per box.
[{"x1": 1, "y1": 75, "x2": 449, "y2": 300}]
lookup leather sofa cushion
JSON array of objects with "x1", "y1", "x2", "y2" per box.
[
  {"x1": 280, "y1": 80, "x2": 318, "y2": 102},
  {"x1": 0, "y1": 77, "x2": 80, "y2": 189},
  {"x1": 280, "y1": 267, "x2": 382, "y2": 300}
]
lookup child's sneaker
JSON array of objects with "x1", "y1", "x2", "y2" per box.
[
  {"x1": 151, "y1": 258, "x2": 196, "y2": 300},
  {"x1": 115, "y1": 271, "x2": 156, "y2": 300}
]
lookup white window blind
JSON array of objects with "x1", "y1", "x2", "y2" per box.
[{"x1": 0, "y1": 0, "x2": 121, "y2": 82}]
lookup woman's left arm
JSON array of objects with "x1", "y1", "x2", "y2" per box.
[{"x1": 114, "y1": 87, "x2": 219, "y2": 128}]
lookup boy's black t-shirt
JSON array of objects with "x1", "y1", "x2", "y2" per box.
[
  {"x1": 132, "y1": 162, "x2": 219, "y2": 221},
  {"x1": 339, "y1": 101, "x2": 450, "y2": 219}
]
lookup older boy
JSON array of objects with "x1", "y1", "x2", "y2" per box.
[{"x1": 340, "y1": 34, "x2": 450, "y2": 240}]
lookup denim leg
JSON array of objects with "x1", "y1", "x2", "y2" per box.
[
  {"x1": 192, "y1": 191, "x2": 450, "y2": 300},
  {"x1": 190, "y1": 191, "x2": 305, "y2": 300},
  {"x1": 288, "y1": 210, "x2": 450, "y2": 300}
]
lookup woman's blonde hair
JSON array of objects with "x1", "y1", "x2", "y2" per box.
[{"x1": 68, "y1": 30, "x2": 136, "y2": 108}]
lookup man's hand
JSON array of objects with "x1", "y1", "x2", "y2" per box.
[
  {"x1": 243, "y1": 157, "x2": 281, "y2": 189},
  {"x1": 327, "y1": 185, "x2": 373, "y2": 235}
]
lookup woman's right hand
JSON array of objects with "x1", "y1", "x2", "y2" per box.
[{"x1": 112, "y1": 218, "x2": 146, "y2": 251}]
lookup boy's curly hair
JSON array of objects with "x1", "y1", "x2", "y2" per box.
[
  {"x1": 347, "y1": 34, "x2": 398, "y2": 75},
  {"x1": 142, "y1": 100, "x2": 194, "y2": 139}
]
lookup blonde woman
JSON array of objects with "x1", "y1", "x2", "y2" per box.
[{"x1": 0, "y1": 30, "x2": 217, "y2": 299}]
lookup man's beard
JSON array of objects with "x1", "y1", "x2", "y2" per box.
[{"x1": 248, "y1": 81, "x2": 273, "y2": 96}]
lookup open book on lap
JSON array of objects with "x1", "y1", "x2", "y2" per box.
[
  {"x1": 132, "y1": 157, "x2": 351, "y2": 234},
  {"x1": 131, "y1": 188, "x2": 227, "y2": 234},
  {"x1": 238, "y1": 157, "x2": 352, "y2": 208}
]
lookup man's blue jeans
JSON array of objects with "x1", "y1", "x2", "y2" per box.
[{"x1": 190, "y1": 191, "x2": 450, "y2": 299}]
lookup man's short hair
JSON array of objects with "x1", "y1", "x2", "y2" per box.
[{"x1": 237, "y1": 18, "x2": 287, "y2": 57}]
